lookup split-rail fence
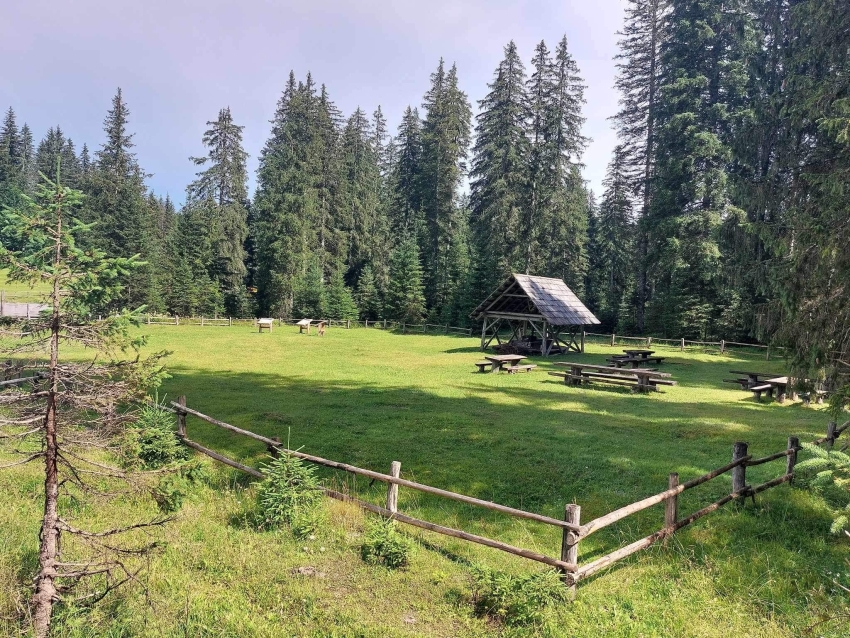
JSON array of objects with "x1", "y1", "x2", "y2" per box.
[{"x1": 169, "y1": 396, "x2": 846, "y2": 589}]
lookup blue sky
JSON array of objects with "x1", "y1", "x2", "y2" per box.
[{"x1": 1, "y1": 0, "x2": 626, "y2": 205}]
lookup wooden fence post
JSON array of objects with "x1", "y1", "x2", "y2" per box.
[
  {"x1": 766, "y1": 345, "x2": 770, "y2": 361},
  {"x1": 384, "y1": 319, "x2": 387, "y2": 329},
  {"x1": 561, "y1": 504, "x2": 581, "y2": 594},
  {"x1": 827, "y1": 421, "x2": 837, "y2": 448},
  {"x1": 720, "y1": 339, "x2": 725, "y2": 354},
  {"x1": 177, "y1": 395, "x2": 187, "y2": 437},
  {"x1": 786, "y1": 436, "x2": 799, "y2": 478},
  {"x1": 732, "y1": 442, "x2": 748, "y2": 494},
  {"x1": 229, "y1": 317, "x2": 232, "y2": 326},
  {"x1": 267, "y1": 436, "x2": 282, "y2": 459},
  {"x1": 611, "y1": 333, "x2": 615, "y2": 347},
  {"x1": 346, "y1": 320, "x2": 350, "y2": 329},
  {"x1": 445, "y1": 324, "x2": 449, "y2": 334},
  {"x1": 647, "y1": 336, "x2": 652, "y2": 347},
  {"x1": 402, "y1": 322, "x2": 406, "y2": 334},
  {"x1": 681, "y1": 337, "x2": 685, "y2": 352},
  {"x1": 665, "y1": 473, "x2": 679, "y2": 530},
  {"x1": 386, "y1": 461, "x2": 401, "y2": 514},
  {"x1": 175, "y1": 315, "x2": 179, "y2": 326},
  {"x1": 201, "y1": 317, "x2": 205, "y2": 327}
]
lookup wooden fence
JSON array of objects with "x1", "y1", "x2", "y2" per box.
[
  {"x1": 169, "y1": 397, "x2": 844, "y2": 589},
  {"x1": 583, "y1": 332, "x2": 782, "y2": 360}
]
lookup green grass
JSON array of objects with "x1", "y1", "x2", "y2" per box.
[
  {"x1": 1, "y1": 326, "x2": 848, "y2": 636},
  {"x1": 0, "y1": 269, "x2": 51, "y2": 302}
]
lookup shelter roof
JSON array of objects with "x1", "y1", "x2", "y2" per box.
[{"x1": 471, "y1": 274, "x2": 600, "y2": 326}]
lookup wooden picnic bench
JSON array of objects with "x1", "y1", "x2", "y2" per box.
[
  {"x1": 484, "y1": 354, "x2": 527, "y2": 372},
  {"x1": 607, "y1": 354, "x2": 667, "y2": 369},
  {"x1": 257, "y1": 318, "x2": 274, "y2": 333},
  {"x1": 549, "y1": 361, "x2": 676, "y2": 393},
  {"x1": 506, "y1": 364, "x2": 537, "y2": 374},
  {"x1": 297, "y1": 318, "x2": 313, "y2": 334}
]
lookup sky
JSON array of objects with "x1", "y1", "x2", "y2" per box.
[{"x1": 1, "y1": 0, "x2": 626, "y2": 206}]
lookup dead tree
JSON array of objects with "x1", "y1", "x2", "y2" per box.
[{"x1": 0, "y1": 171, "x2": 170, "y2": 637}]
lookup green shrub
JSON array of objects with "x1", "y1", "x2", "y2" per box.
[
  {"x1": 256, "y1": 453, "x2": 324, "y2": 534},
  {"x1": 151, "y1": 461, "x2": 210, "y2": 513},
  {"x1": 797, "y1": 442, "x2": 850, "y2": 534},
  {"x1": 360, "y1": 518, "x2": 414, "y2": 569},
  {"x1": 122, "y1": 402, "x2": 188, "y2": 469},
  {"x1": 471, "y1": 566, "x2": 567, "y2": 626}
]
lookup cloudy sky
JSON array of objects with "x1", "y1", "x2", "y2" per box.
[{"x1": 1, "y1": 0, "x2": 626, "y2": 205}]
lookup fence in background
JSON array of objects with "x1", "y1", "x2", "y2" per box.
[
  {"x1": 142, "y1": 317, "x2": 785, "y2": 357},
  {"x1": 170, "y1": 397, "x2": 845, "y2": 589}
]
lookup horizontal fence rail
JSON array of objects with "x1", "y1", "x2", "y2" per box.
[{"x1": 165, "y1": 397, "x2": 833, "y2": 588}]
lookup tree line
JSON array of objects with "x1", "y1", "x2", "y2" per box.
[{"x1": 1, "y1": 0, "x2": 848, "y2": 373}]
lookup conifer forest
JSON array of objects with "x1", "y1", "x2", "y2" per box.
[{"x1": 1, "y1": 0, "x2": 848, "y2": 375}]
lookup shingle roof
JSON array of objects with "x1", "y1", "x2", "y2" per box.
[{"x1": 471, "y1": 273, "x2": 600, "y2": 326}]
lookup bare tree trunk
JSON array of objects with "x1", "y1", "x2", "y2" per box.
[{"x1": 32, "y1": 200, "x2": 63, "y2": 638}]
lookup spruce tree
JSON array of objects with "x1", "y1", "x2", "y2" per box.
[
  {"x1": 293, "y1": 255, "x2": 325, "y2": 319},
  {"x1": 81, "y1": 89, "x2": 156, "y2": 310},
  {"x1": 253, "y1": 72, "x2": 321, "y2": 316},
  {"x1": 645, "y1": 0, "x2": 752, "y2": 337},
  {"x1": 386, "y1": 237, "x2": 426, "y2": 323},
  {"x1": 187, "y1": 106, "x2": 250, "y2": 315},
  {"x1": 0, "y1": 107, "x2": 23, "y2": 210},
  {"x1": 419, "y1": 60, "x2": 472, "y2": 317},
  {"x1": 355, "y1": 264, "x2": 382, "y2": 320},
  {"x1": 325, "y1": 268, "x2": 359, "y2": 321},
  {"x1": 469, "y1": 41, "x2": 530, "y2": 290},
  {"x1": 339, "y1": 107, "x2": 379, "y2": 281},
  {"x1": 390, "y1": 106, "x2": 423, "y2": 235},
  {"x1": 612, "y1": 0, "x2": 668, "y2": 332},
  {"x1": 595, "y1": 147, "x2": 634, "y2": 328}
]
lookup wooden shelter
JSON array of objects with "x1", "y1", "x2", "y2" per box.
[{"x1": 471, "y1": 274, "x2": 600, "y2": 355}]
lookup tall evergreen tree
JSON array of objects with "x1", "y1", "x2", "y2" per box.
[
  {"x1": 419, "y1": 60, "x2": 472, "y2": 317},
  {"x1": 594, "y1": 147, "x2": 635, "y2": 328},
  {"x1": 187, "y1": 106, "x2": 250, "y2": 315},
  {"x1": 339, "y1": 107, "x2": 379, "y2": 281},
  {"x1": 385, "y1": 236, "x2": 426, "y2": 323},
  {"x1": 81, "y1": 89, "x2": 156, "y2": 309},
  {"x1": 469, "y1": 41, "x2": 530, "y2": 290},
  {"x1": 253, "y1": 72, "x2": 318, "y2": 316},
  {"x1": 538, "y1": 36, "x2": 590, "y2": 294},
  {"x1": 390, "y1": 106, "x2": 423, "y2": 235},
  {"x1": 645, "y1": 0, "x2": 752, "y2": 338},
  {"x1": 612, "y1": 0, "x2": 668, "y2": 331}
]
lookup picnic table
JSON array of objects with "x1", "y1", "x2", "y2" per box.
[
  {"x1": 623, "y1": 349, "x2": 655, "y2": 358},
  {"x1": 608, "y1": 349, "x2": 667, "y2": 369},
  {"x1": 549, "y1": 361, "x2": 676, "y2": 393},
  {"x1": 297, "y1": 318, "x2": 314, "y2": 334},
  {"x1": 480, "y1": 354, "x2": 537, "y2": 374},
  {"x1": 764, "y1": 376, "x2": 790, "y2": 403}
]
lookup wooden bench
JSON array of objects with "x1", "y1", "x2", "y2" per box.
[
  {"x1": 475, "y1": 361, "x2": 494, "y2": 373},
  {"x1": 723, "y1": 378, "x2": 751, "y2": 389},
  {"x1": 750, "y1": 383, "x2": 774, "y2": 401},
  {"x1": 506, "y1": 364, "x2": 537, "y2": 374},
  {"x1": 257, "y1": 318, "x2": 274, "y2": 333}
]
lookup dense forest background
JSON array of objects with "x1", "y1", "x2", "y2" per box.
[{"x1": 0, "y1": 0, "x2": 847, "y2": 364}]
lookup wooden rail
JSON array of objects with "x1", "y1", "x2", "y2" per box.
[{"x1": 170, "y1": 397, "x2": 814, "y2": 587}]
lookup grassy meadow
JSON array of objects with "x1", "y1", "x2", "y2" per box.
[{"x1": 1, "y1": 324, "x2": 848, "y2": 637}]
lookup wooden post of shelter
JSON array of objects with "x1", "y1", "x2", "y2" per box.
[
  {"x1": 580, "y1": 329, "x2": 585, "y2": 353},
  {"x1": 386, "y1": 461, "x2": 401, "y2": 514},
  {"x1": 561, "y1": 504, "x2": 580, "y2": 594}
]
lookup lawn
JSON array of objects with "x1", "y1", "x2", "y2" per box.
[
  {"x1": 1, "y1": 325, "x2": 847, "y2": 637},
  {"x1": 0, "y1": 269, "x2": 51, "y2": 302}
]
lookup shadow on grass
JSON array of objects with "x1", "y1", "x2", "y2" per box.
[{"x1": 157, "y1": 363, "x2": 844, "y2": 613}]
